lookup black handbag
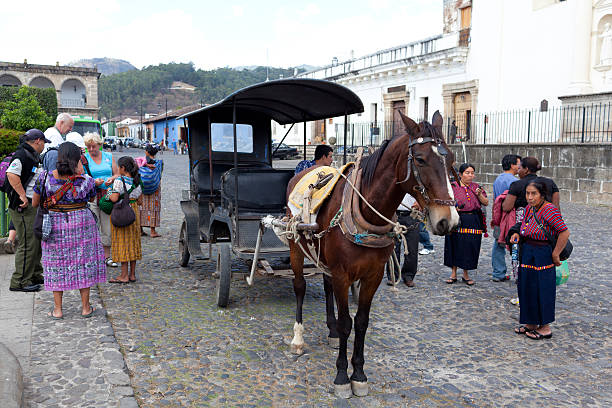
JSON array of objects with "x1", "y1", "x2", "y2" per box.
[
  {"x1": 532, "y1": 207, "x2": 572, "y2": 261},
  {"x1": 33, "y1": 171, "x2": 48, "y2": 240},
  {"x1": 110, "y1": 177, "x2": 136, "y2": 227}
]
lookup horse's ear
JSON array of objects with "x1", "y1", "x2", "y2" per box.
[
  {"x1": 399, "y1": 111, "x2": 419, "y2": 137},
  {"x1": 432, "y1": 110, "x2": 443, "y2": 133}
]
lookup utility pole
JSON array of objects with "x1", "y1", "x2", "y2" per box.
[
  {"x1": 140, "y1": 104, "x2": 143, "y2": 142},
  {"x1": 165, "y1": 98, "x2": 168, "y2": 150}
]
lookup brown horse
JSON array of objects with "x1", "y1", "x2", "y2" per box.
[{"x1": 286, "y1": 111, "x2": 459, "y2": 398}]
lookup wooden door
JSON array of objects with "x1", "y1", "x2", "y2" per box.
[
  {"x1": 453, "y1": 92, "x2": 472, "y2": 141},
  {"x1": 392, "y1": 100, "x2": 406, "y2": 138}
]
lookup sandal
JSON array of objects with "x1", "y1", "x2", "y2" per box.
[
  {"x1": 514, "y1": 325, "x2": 533, "y2": 335},
  {"x1": 105, "y1": 258, "x2": 118, "y2": 268},
  {"x1": 47, "y1": 309, "x2": 63, "y2": 320},
  {"x1": 462, "y1": 277, "x2": 475, "y2": 286},
  {"x1": 446, "y1": 278, "x2": 458, "y2": 284},
  {"x1": 82, "y1": 305, "x2": 95, "y2": 318},
  {"x1": 108, "y1": 278, "x2": 129, "y2": 284},
  {"x1": 526, "y1": 330, "x2": 553, "y2": 340}
]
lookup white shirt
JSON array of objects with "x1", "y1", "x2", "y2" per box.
[
  {"x1": 6, "y1": 159, "x2": 41, "y2": 198},
  {"x1": 398, "y1": 194, "x2": 416, "y2": 211},
  {"x1": 112, "y1": 177, "x2": 142, "y2": 199},
  {"x1": 44, "y1": 127, "x2": 64, "y2": 150}
]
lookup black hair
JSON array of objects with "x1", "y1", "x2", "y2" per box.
[
  {"x1": 145, "y1": 144, "x2": 159, "y2": 156},
  {"x1": 360, "y1": 139, "x2": 392, "y2": 189},
  {"x1": 458, "y1": 163, "x2": 475, "y2": 174},
  {"x1": 314, "y1": 145, "x2": 333, "y2": 161},
  {"x1": 527, "y1": 181, "x2": 548, "y2": 199},
  {"x1": 117, "y1": 156, "x2": 141, "y2": 186},
  {"x1": 501, "y1": 154, "x2": 521, "y2": 171},
  {"x1": 56, "y1": 142, "x2": 82, "y2": 177},
  {"x1": 521, "y1": 157, "x2": 541, "y2": 173}
]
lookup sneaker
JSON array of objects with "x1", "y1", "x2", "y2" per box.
[
  {"x1": 3, "y1": 240, "x2": 16, "y2": 254},
  {"x1": 510, "y1": 297, "x2": 520, "y2": 306},
  {"x1": 492, "y1": 276, "x2": 509, "y2": 282},
  {"x1": 419, "y1": 248, "x2": 434, "y2": 255}
]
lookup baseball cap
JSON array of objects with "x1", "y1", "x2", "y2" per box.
[
  {"x1": 65, "y1": 131, "x2": 86, "y2": 148},
  {"x1": 23, "y1": 129, "x2": 52, "y2": 143}
]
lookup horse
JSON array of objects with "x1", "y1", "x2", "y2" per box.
[{"x1": 285, "y1": 111, "x2": 460, "y2": 399}]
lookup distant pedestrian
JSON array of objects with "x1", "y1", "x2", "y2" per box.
[
  {"x1": 294, "y1": 145, "x2": 333, "y2": 175},
  {"x1": 449, "y1": 120, "x2": 457, "y2": 144},
  {"x1": 33, "y1": 142, "x2": 105, "y2": 319},
  {"x1": 491, "y1": 154, "x2": 521, "y2": 282},
  {"x1": 3, "y1": 221, "x2": 17, "y2": 254},
  {"x1": 444, "y1": 163, "x2": 489, "y2": 286},
  {"x1": 386, "y1": 195, "x2": 420, "y2": 287},
  {"x1": 5, "y1": 129, "x2": 49, "y2": 292},
  {"x1": 509, "y1": 181, "x2": 570, "y2": 340},
  {"x1": 139, "y1": 145, "x2": 163, "y2": 238},
  {"x1": 418, "y1": 223, "x2": 434, "y2": 255},
  {"x1": 108, "y1": 157, "x2": 143, "y2": 284}
]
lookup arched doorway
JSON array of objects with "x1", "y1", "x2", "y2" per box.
[
  {"x1": 29, "y1": 76, "x2": 55, "y2": 89},
  {"x1": 60, "y1": 78, "x2": 86, "y2": 107},
  {"x1": 0, "y1": 74, "x2": 22, "y2": 87}
]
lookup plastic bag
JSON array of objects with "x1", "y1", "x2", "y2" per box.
[{"x1": 556, "y1": 260, "x2": 569, "y2": 286}]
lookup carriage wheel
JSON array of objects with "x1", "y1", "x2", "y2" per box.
[
  {"x1": 179, "y1": 220, "x2": 190, "y2": 267},
  {"x1": 350, "y1": 280, "x2": 360, "y2": 305},
  {"x1": 216, "y1": 243, "x2": 232, "y2": 307}
]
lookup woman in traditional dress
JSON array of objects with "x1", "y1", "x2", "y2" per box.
[
  {"x1": 139, "y1": 145, "x2": 163, "y2": 238},
  {"x1": 83, "y1": 132, "x2": 119, "y2": 268},
  {"x1": 509, "y1": 181, "x2": 569, "y2": 340},
  {"x1": 108, "y1": 156, "x2": 143, "y2": 284},
  {"x1": 32, "y1": 142, "x2": 106, "y2": 319},
  {"x1": 444, "y1": 163, "x2": 489, "y2": 286}
]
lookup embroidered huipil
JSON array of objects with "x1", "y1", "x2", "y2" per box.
[
  {"x1": 519, "y1": 203, "x2": 567, "y2": 241},
  {"x1": 451, "y1": 181, "x2": 486, "y2": 212}
]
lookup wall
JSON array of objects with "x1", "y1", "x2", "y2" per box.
[{"x1": 449, "y1": 144, "x2": 612, "y2": 206}]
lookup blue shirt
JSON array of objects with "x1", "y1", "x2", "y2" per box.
[
  {"x1": 42, "y1": 149, "x2": 59, "y2": 172},
  {"x1": 294, "y1": 159, "x2": 316, "y2": 175},
  {"x1": 493, "y1": 172, "x2": 518, "y2": 199},
  {"x1": 84, "y1": 151, "x2": 113, "y2": 188}
]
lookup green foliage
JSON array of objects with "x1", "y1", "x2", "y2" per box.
[
  {"x1": 99, "y1": 63, "x2": 304, "y2": 118},
  {"x1": 0, "y1": 128, "x2": 21, "y2": 159},
  {"x1": 0, "y1": 86, "x2": 57, "y2": 120},
  {"x1": 0, "y1": 87, "x2": 54, "y2": 131}
]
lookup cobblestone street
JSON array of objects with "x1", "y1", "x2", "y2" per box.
[{"x1": 17, "y1": 150, "x2": 612, "y2": 407}]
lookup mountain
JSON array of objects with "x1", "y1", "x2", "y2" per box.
[
  {"x1": 98, "y1": 63, "x2": 308, "y2": 118},
  {"x1": 68, "y1": 58, "x2": 137, "y2": 76}
]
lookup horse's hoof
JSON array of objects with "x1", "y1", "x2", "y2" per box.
[
  {"x1": 334, "y1": 383, "x2": 352, "y2": 399},
  {"x1": 327, "y1": 336, "x2": 339, "y2": 349},
  {"x1": 351, "y1": 380, "x2": 369, "y2": 397},
  {"x1": 290, "y1": 343, "x2": 304, "y2": 355}
]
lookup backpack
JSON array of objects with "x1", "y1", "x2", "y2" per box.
[{"x1": 0, "y1": 152, "x2": 17, "y2": 193}]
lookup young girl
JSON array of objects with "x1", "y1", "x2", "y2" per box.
[{"x1": 108, "y1": 156, "x2": 143, "y2": 283}]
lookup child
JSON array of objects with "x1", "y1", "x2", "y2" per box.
[{"x1": 108, "y1": 156, "x2": 143, "y2": 283}]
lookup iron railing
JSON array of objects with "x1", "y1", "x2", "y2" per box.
[{"x1": 60, "y1": 98, "x2": 85, "y2": 108}]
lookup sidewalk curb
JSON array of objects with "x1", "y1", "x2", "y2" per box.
[{"x1": 0, "y1": 341, "x2": 23, "y2": 408}]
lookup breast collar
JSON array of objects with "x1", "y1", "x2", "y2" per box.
[{"x1": 396, "y1": 135, "x2": 457, "y2": 207}]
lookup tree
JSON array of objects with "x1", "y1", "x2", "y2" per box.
[{"x1": 0, "y1": 87, "x2": 53, "y2": 131}]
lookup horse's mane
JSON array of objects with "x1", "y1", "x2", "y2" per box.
[{"x1": 360, "y1": 138, "x2": 392, "y2": 189}]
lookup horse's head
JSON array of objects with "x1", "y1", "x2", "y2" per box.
[{"x1": 395, "y1": 110, "x2": 459, "y2": 235}]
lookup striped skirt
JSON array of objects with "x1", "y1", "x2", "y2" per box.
[
  {"x1": 444, "y1": 212, "x2": 483, "y2": 270},
  {"x1": 518, "y1": 242, "x2": 556, "y2": 325},
  {"x1": 139, "y1": 187, "x2": 161, "y2": 227},
  {"x1": 111, "y1": 201, "x2": 142, "y2": 262},
  {"x1": 42, "y1": 208, "x2": 106, "y2": 291}
]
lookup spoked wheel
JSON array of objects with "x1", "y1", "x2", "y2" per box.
[
  {"x1": 216, "y1": 243, "x2": 232, "y2": 307},
  {"x1": 350, "y1": 280, "x2": 360, "y2": 305},
  {"x1": 179, "y1": 220, "x2": 190, "y2": 267}
]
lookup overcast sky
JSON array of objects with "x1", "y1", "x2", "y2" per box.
[{"x1": 3, "y1": 0, "x2": 442, "y2": 70}]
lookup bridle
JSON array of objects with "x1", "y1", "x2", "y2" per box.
[{"x1": 396, "y1": 132, "x2": 457, "y2": 207}]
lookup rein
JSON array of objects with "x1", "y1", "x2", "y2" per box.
[{"x1": 396, "y1": 135, "x2": 457, "y2": 207}]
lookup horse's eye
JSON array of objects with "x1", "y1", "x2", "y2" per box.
[{"x1": 415, "y1": 157, "x2": 426, "y2": 165}]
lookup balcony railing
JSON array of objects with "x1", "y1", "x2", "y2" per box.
[{"x1": 60, "y1": 98, "x2": 85, "y2": 108}]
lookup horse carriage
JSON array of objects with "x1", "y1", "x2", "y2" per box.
[
  {"x1": 178, "y1": 78, "x2": 461, "y2": 399},
  {"x1": 177, "y1": 78, "x2": 364, "y2": 307}
]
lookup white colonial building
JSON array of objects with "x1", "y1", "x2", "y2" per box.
[{"x1": 278, "y1": 0, "x2": 612, "y2": 146}]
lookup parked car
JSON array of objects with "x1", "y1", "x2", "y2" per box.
[
  {"x1": 335, "y1": 145, "x2": 359, "y2": 155},
  {"x1": 124, "y1": 138, "x2": 136, "y2": 147},
  {"x1": 272, "y1": 143, "x2": 299, "y2": 159},
  {"x1": 103, "y1": 137, "x2": 117, "y2": 151}
]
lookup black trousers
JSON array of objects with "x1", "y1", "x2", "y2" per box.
[{"x1": 386, "y1": 211, "x2": 419, "y2": 283}]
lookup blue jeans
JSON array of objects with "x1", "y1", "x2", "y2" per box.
[
  {"x1": 419, "y1": 222, "x2": 433, "y2": 250},
  {"x1": 491, "y1": 241, "x2": 508, "y2": 279}
]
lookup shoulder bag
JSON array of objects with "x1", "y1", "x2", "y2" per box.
[
  {"x1": 532, "y1": 207, "x2": 573, "y2": 261},
  {"x1": 110, "y1": 177, "x2": 136, "y2": 227}
]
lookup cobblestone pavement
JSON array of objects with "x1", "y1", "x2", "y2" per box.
[{"x1": 99, "y1": 151, "x2": 611, "y2": 407}]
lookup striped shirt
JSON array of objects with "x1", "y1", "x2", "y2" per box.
[{"x1": 519, "y1": 203, "x2": 567, "y2": 241}]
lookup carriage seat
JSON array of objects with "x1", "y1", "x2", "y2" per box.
[
  {"x1": 221, "y1": 168, "x2": 294, "y2": 212},
  {"x1": 193, "y1": 161, "x2": 269, "y2": 196}
]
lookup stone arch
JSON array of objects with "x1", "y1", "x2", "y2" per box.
[
  {"x1": 0, "y1": 74, "x2": 22, "y2": 87},
  {"x1": 60, "y1": 78, "x2": 86, "y2": 107},
  {"x1": 29, "y1": 76, "x2": 55, "y2": 89}
]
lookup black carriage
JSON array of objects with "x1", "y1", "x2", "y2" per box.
[{"x1": 177, "y1": 79, "x2": 364, "y2": 306}]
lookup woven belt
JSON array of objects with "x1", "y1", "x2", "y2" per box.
[
  {"x1": 457, "y1": 228, "x2": 483, "y2": 235},
  {"x1": 48, "y1": 203, "x2": 88, "y2": 212},
  {"x1": 520, "y1": 263, "x2": 554, "y2": 271}
]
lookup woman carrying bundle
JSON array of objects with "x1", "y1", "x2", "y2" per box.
[{"x1": 138, "y1": 145, "x2": 163, "y2": 237}]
